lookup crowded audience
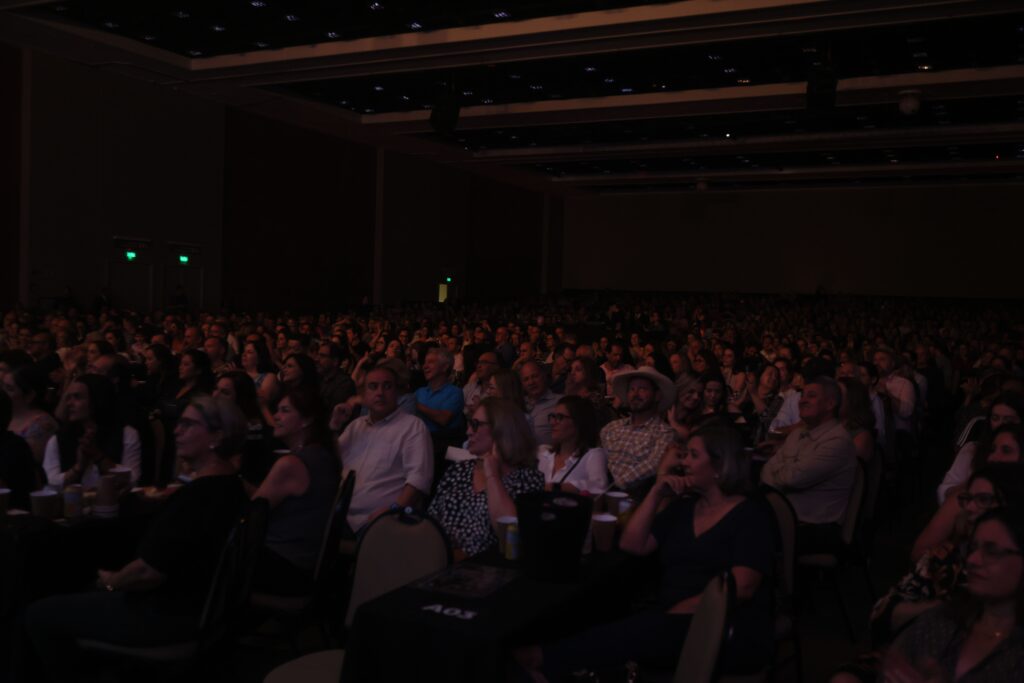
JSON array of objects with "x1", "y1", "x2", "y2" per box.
[{"x1": 3, "y1": 291, "x2": 1024, "y2": 681}]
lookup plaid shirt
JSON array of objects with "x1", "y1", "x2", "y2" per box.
[{"x1": 600, "y1": 416, "x2": 675, "y2": 491}]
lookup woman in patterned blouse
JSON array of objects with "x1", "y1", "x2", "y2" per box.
[{"x1": 427, "y1": 397, "x2": 544, "y2": 558}]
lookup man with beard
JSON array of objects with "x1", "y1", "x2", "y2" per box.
[
  {"x1": 463, "y1": 351, "x2": 499, "y2": 419},
  {"x1": 600, "y1": 366, "x2": 676, "y2": 496}
]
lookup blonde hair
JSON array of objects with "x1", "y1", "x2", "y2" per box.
[{"x1": 479, "y1": 397, "x2": 537, "y2": 468}]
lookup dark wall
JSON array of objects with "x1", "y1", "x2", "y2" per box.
[
  {"x1": 380, "y1": 150, "x2": 547, "y2": 303},
  {"x1": 26, "y1": 50, "x2": 225, "y2": 310},
  {"x1": 563, "y1": 185, "x2": 1024, "y2": 298},
  {"x1": 222, "y1": 109, "x2": 376, "y2": 311},
  {"x1": 0, "y1": 45, "x2": 20, "y2": 308}
]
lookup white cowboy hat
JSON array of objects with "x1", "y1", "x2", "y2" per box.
[{"x1": 611, "y1": 366, "x2": 677, "y2": 414}]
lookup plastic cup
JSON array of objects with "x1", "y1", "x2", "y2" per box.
[
  {"x1": 495, "y1": 515, "x2": 518, "y2": 555},
  {"x1": 591, "y1": 513, "x2": 618, "y2": 553},
  {"x1": 605, "y1": 491, "x2": 628, "y2": 515},
  {"x1": 30, "y1": 490, "x2": 61, "y2": 519},
  {"x1": 63, "y1": 484, "x2": 83, "y2": 519}
]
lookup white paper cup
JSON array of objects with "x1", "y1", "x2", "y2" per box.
[
  {"x1": 591, "y1": 513, "x2": 618, "y2": 553},
  {"x1": 605, "y1": 491, "x2": 628, "y2": 515}
]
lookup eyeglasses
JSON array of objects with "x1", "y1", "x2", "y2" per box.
[
  {"x1": 958, "y1": 493, "x2": 999, "y2": 510},
  {"x1": 468, "y1": 418, "x2": 491, "y2": 431},
  {"x1": 967, "y1": 541, "x2": 1023, "y2": 562},
  {"x1": 547, "y1": 413, "x2": 572, "y2": 424}
]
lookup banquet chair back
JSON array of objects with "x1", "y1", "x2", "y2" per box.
[
  {"x1": 673, "y1": 572, "x2": 733, "y2": 683},
  {"x1": 344, "y1": 508, "x2": 450, "y2": 628},
  {"x1": 313, "y1": 470, "x2": 356, "y2": 592}
]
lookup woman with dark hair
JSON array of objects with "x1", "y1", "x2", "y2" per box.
[
  {"x1": 565, "y1": 357, "x2": 617, "y2": 429},
  {"x1": 141, "y1": 343, "x2": 178, "y2": 406},
  {"x1": 938, "y1": 392, "x2": 1024, "y2": 503},
  {"x1": 517, "y1": 422, "x2": 774, "y2": 679},
  {"x1": 428, "y1": 397, "x2": 545, "y2": 558},
  {"x1": 719, "y1": 345, "x2": 749, "y2": 414},
  {"x1": 746, "y1": 365, "x2": 784, "y2": 445},
  {"x1": 914, "y1": 428, "x2": 1024, "y2": 562},
  {"x1": 280, "y1": 353, "x2": 319, "y2": 394},
  {"x1": 26, "y1": 396, "x2": 248, "y2": 682},
  {"x1": 879, "y1": 506, "x2": 1024, "y2": 683},
  {"x1": 3, "y1": 364, "x2": 58, "y2": 463},
  {"x1": 537, "y1": 395, "x2": 609, "y2": 494},
  {"x1": 42, "y1": 374, "x2": 141, "y2": 489},
  {"x1": 252, "y1": 387, "x2": 339, "y2": 592},
  {"x1": 700, "y1": 372, "x2": 728, "y2": 417},
  {"x1": 839, "y1": 377, "x2": 877, "y2": 463},
  {"x1": 214, "y1": 371, "x2": 275, "y2": 487},
  {"x1": 240, "y1": 339, "x2": 280, "y2": 423}
]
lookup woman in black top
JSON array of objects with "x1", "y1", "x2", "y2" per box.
[
  {"x1": 518, "y1": 422, "x2": 774, "y2": 680},
  {"x1": 214, "y1": 371, "x2": 275, "y2": 488},
  {"x1": 25, "y1": 396, "x2": 248, "y2": 682}
]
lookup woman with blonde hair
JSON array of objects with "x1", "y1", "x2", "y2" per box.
[{"x1": 428, "y1": 397, "x2": 545, "y2": 558}]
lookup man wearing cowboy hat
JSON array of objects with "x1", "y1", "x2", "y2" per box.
[{"x1": 600, "y1": 366, "x2": 676, "y2": 495}]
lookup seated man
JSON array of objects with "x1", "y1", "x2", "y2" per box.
[
  {"x1": 519, "y1": 361, "x2": 562, "y2": 447},
  {"x1": 600, "y1": 367, "x2": 676, "y2": 496},
  {"x1": 340, "y1": 365, "x2": 433, "y2": 534},
  {"x1": 760, "y1": 376, "x2": 856, "y2": 554},
  {"x1": 463, "y1": 351, "x2": 499, "y2": 419},
  {"x1": 415, "y1": 347, "x2": 466, "y2": 452}
]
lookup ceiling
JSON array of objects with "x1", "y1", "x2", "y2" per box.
[{"x1": 3, "y1": 0, "x2": 1024, "y2": 192}]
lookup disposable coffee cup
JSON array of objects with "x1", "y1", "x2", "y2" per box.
[
  {"x1": 0, "y1": 488, "x2": 10, "y2": 514},
  {"x1": 591, "y1": 513, "x2": 618, "y2": 553},
  {"x1": 109, "y1": 466, "x2": 132, "y2": 490},
  {"x1": 605, "y1": 491, "x2": 628, "y2": 516},
  {"x1": 96, "y1": 475, "x2": 120, "y2": 507},
  {"x1": 63, "y1": 484, "x2": 83, "y2": 519},
  {"x1": 30, "y1": 490, "x2": 61, "y2": 519},
  {"x1": 496, "y1": 515, "x2": 518, "y2": 555}
]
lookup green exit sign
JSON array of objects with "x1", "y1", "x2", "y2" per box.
[
  {"x1": 125, "y1": 250, "x2": 137, "y2": 262},
  {"x1": 178, "y1": 255, "x2": 190, "y2": 264}
]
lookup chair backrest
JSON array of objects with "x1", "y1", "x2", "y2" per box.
[
  {"x1": 311, "y1": 469, "x2": 356, "y2": 588},
  {"x1": 198, "y1": 497, "x2": 270, "y2": 645},
  {"x1": 674, "y1": 572, "x2": 733, "y2": 683},
  {"x1": 345, "y1": 509, "x2": 450, "y2": 628},
  {"x1": 840, "y1": 460, "x2": 867, "y2": 546},
  {"x1": 762, "y1": 487, "x2": 797, "y2": 601}
]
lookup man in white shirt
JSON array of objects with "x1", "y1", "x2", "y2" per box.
[
  {"x1": 337, "y1": 365, "x2": 433, "y2": 534},
  {"x1": 463, "y1": 351, "x2": 499, "y2": 418}
]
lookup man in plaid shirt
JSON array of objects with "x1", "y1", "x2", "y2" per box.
[{"x1": 600, "y1": 366, "x2": 676, "y2": 496}]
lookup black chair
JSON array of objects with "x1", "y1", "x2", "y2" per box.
[
  {"x1": 77, "y1": 498, "x2": 269, "y2": 676},
  {"x1": 249, "y1": 470, "x2": 357, "y2": 648}
]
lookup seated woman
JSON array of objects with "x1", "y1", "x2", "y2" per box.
[
  {"x1": 252, "y1": 387, "x2": 339, "y2": 593},
  {"x1": 565, "y1": 357, "x2": 618, "y2": 429},
  {"x1": 937, "y1": 392, "x2": 1024, "y2": 503},
  {"x1": 699, "y1": 372, "x2": 729, "y2": 419},
  {"x1": 878, "y1": 507, "x2": 1024, "y2": 683},
  {"x1": 240, "y1": 339, "x2": 281, "y2": 426},
  {"x1": 537, "y1": 396, "x2": 609, "y2": 495},
  {"x1": 25, "y1": 396, "x2": 248, "y2": 682},
  {"x1": 869, "y1": 464, "x2": 1024, "y2": 648},
  {"x1": 2, "y1": 365, "x2": 58, "y2": 464},
  {"x1": 667, "y1": 373, "x2": 704, "y2": 443},
  {"x1": 43, "y1": 374, "x2": 141, "y2": 489},
  {"x1": 913, "y1": 425, "x2": 1024, "y2": 561},
  {"x1": 745, "y1": 365, "x2": 783, "y2": 445},
  {"x1": 517, "y1": 422, "x2": 774, "y2": 681},
  {"x1": 428, "y1": 397, "x2": 545, "y2": 558},
  {"x1": 214, "y1": 371, "x2": 275, "y2": 488},
  {"x1": 839, "y1": 377, "x2": 877, "y2": 463}
]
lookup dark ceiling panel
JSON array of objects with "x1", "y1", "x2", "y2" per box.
[
  {"x1": 270, "y1": 12, "x2": 1024, "y2": 115},
  {"x1": 429, "y1": 96, "x2": 1024, "y2": 151},
  {"x1": 21, "y1": 0, "x2": 684, "y2": 57}
]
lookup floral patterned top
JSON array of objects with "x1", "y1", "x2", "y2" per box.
[{"x1": 427, "y1": 460, "x2": 545, "y2": 556}]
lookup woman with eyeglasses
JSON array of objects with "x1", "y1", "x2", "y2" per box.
[
  {"x1": 537, "y1": 396, "x2": 609, "y2": 495},
  {"x1": 427, "y1": 397, "x2": 544, "y2": 559},
  {"x1": 880, "y1": 505, "x2": 1024, "y2": 683},
  {"x1": 26, "y1": 396, "x2": 248, "y2": 681},
  {"x1": 913, "y1": 425, "x2": 1024, "y2": 562},
  {"x1": 937, "y1": 392, "x2": 1024, "y2": 504},
  {"x1": 866, "y1": 464, "x2": 1024, "y2": 650}
]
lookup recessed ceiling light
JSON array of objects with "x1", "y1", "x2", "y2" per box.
[
  {"x1": 494, "y1": 10, "x2": 510, "y2": 19},
  {"x1": 188, "y1": 49, "x2": 203, "y2": 57},
  {"x1": 365, "y1": 108, "x2": 375, "y2": 113},
  {"x1": 584, "y1": 66, "x2": 597, "y2": 73},
  {"x1": 482, "y1": 98, "x2": 494, "y2": 104},
  {"x1": 707, "y1": 54, "x2": 722, "y2": 61},
  {"x1": 143, "y1": 35, "x2": 157, "y2": 41},
  {"x1": 917, "y1": 64, "x2": 932, "y2": 71},
  {"x1": 103, "y1": 21, "x2": 119, "y2": 29},
  {"x1": 737, "y1": 78, "x2": 751, "y2": 85},
  {"x1": 724, "y1": 133, "x2": 732, "y2": 138},
  {"x1": 326, "y1": 31, "x2": 339, "y2": 39},
  {"x1": 285, "y1": 14, "x2": 299, "y2": 22},
  {"x1": 173, "y1": 11, "x2": 189, "y2": 19},
  {"x1": 400, "y1": 95, "x2": 410, "y2": 101},
  {"x1": 409, "y1": 21, "x2": 422, "y2": 30},
  {"x1": 250, "y1": 1, "x2": 267, "y2": 7},
  {"x1": 373, "y1": 85, "x2": 384, "y2": 91},
  {"x1": 461, "y1": 90, "x2": 473, "y2": 96},
  {"x1": 620, "y1": 87, "x2": 633, "y2": 93},
  {"x1": 529, "y1": 84, "x2": 543, "y2": 91},
  {"x1": 604, "y1": 77, "x2": 615, "y2": 84},
  {"x1": 723, "y1": 67, "x2": 737, "y2": 74},
  {"x1": 255, "y1": 41, "x2": 269, "y2": 48},
  {"x1": 211, "y1": 25, "x2": 226, "y2": 32},
  {"x1": 508, "y1": 74, "x2": 521, "y2": 80},
  {"x1": 54, "y1": 5, "x2": 68, "y2": 11},
  {"x1": 369, "y1": 2, "x2": 383, "y2": 9}
]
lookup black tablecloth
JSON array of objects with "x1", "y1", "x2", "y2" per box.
[{"x1": 343, "y1": 551, "x2": 637, "y2": 683}]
